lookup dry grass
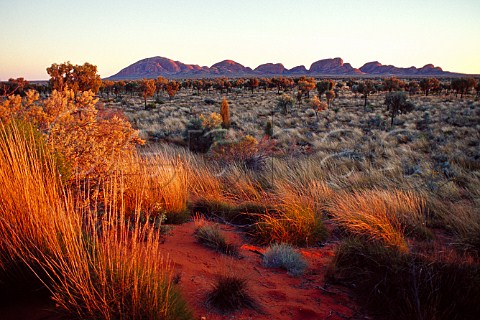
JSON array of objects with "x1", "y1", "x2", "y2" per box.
[
  {"x1": 0, "y1": 122, "x2": 192, "y2": 319},
  {"x1": 328, "y1": 190, "x2": 410, "y2": 253}
]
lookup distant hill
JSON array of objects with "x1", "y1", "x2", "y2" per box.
[{"x1": 107, "y1": 56, "x2": 461, "y2": 80}]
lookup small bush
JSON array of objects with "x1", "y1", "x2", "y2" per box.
[
  {"x1": 195, "y1": 224, "x2": 239, "y2": 257},
  {"x1": 262, "y1": 243, "x2": 308, "y2": 276},
  {"x1": 206, "y1": 274, "x2": 257, "y2": 313}
]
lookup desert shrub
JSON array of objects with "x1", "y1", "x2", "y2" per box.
[
  {"x1": 329, "y1": 239, "x2": 480, "y2": 320},
  {"x1": 206, "y1": 274, "x2": 257, "y2": 313},
  {"x1": 0, "y1": 89, "x2": 144, "y2": 181},
  {"x1": 262, "y1": 243, "x2": 308, "y2": 276},
  {"x1": 184, "y1": 113, "x2": 225, "y2": 153},
  {"x1": 194, "y1": 224, "x2": 239, "y2": 257}
]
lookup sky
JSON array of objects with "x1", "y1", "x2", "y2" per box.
[{"x1": 0, "y1": 0, "x2": 479, "y2": 80}]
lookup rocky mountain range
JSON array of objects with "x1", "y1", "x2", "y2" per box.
[{"x1": 107, "y1": 56, "x2": 458, "y2": 80}]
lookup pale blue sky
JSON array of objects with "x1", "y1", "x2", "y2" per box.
[{"x1": 1, "y1": 0, "x2": 479, "y2": 80}]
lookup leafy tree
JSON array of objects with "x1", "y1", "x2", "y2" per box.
[
  {"x1": 384, "y1": 91, "x2": 415, "y2": 126},
  {"x1": 1, "y1": 78, "x2": 30, "y2": 96},
  {"x1": 357, "y1": 80, "x2": 375, "y2": 109},
  {"x1": 297, "y1": 76, "x2": 316, "y2": 98},
  {"x1": 277, "y1": 93, "x2": 294, "y2": 114},
  {"x1": 407, "y1": 81, "x2": 420, "y2": 95},
  {"x1": 419, "y1": 78, "x2": 440, "y2": 96},
  {"x1": 383, "y1": 77, "x2": 403, "y2": 92},
  {"x1": 72, "y1": 62, "x2": 102, "y2": 94},
  {"x1": 101, "y1": 80, "x2": 114, "y2": 99},
  {"x1": 325, "y1": 90, "x2": 336, "y2": 107},
  {"x1": 451, "y1": 77, "x2": 477, "y2": 98},
  {"x1": 309, "y1": 95, "x2": 328, "y2": 120},
  {"x1": 140, "y1": 79, "x2": 156, "y2": 109},
  {"x1": 220, "y1": 97, "x2": 231, "y2": 129},
  {"x1": 165, "y1": 80, "x2": 180, "y2": 100},
  {"x1": 316, "y1": 79, "x2": 335, "y2": 98},
  {"x1": 46, "y1": 62, "x2": 101, "y2": 94},
  {"x1": 247, "y1": 78, "x2": 259, "y2": 93},
  {"x1": 155, "y1": 76, "x2": 168, "y2": 97},
  {"x1": 113, "y1": 80, "x2": 125, "y2": 97}
]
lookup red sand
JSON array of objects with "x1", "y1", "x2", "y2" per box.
[{"x1": 160, "y1": 222, "x2": 362, "y2": 319}]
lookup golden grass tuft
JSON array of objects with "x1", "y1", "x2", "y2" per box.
[{"x1": 329, "y1": 190, "x2": 413, "y2": 253}]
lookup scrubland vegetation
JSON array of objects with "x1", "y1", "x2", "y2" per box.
[{"x1": 1, "y1": 65, "x2": 479, "y2": 319}]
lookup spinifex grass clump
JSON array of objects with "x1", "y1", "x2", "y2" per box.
[
  {"x1": 194, "y1": 224, "x2": 239, "y2": 257},
  {"x1": 206, "y1": 274, "x2": 258, "y2": 313},
  {"x1": 262, "y1": 243, "x2": 308, "y2": 276},
  {"x1": 254, "y1": 181, "x2": 329, "y2": 246},
  {"x1": 0, "y1": 122, "x2": 192, "y2": 320},
  {"x1": 329, "y1": 190, "x2": 424, "y2": 252}
]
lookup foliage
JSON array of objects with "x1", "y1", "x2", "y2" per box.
[
  {"x1": 46, "y1": 61, "x2": 102, "y2": 94},
  {"x1": 165, "y1": 80, "x2": 180, "y2": 99},
  {"x1": 316, "y1": 79, "x2": 335, "y2": 98},
  {"x1": 263, "y1": 243, "x2": 308, "y2": 276},
  {"x1": 220, "y1": 97, "x2": 231, "y2": 129},
  {"x1": 277, "y1": 93, "x2": 294, "y2": 114},
  {"x1": 384, "y1": 91, "x2": 415, "y2": 126},
  {"x1": 0, "y1": 89, "x2": 144, "y2": 180},
  {"x1": 140, "y1": 78, "x2": 156, "y2": 109}
]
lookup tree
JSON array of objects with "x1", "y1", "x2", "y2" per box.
[
  {"x1": 140, "y1": 79, "x2": 156, "y2": 109},
  {"x1": 297, "y1": 77, "x2": 316, "y2": 98},
  {"x1": 316, "y1": 79, "x2": 335, "y2": 98},
  {"x1": 383, "y1": 77, "x2": 402, "y2": 92},
  {"x1": 101, "y1": 80, "x2": 114, "y2": 99},
  {"x1": 407, "y1": 81, "x2": 420, "y2": 96},
  {"x1": 220, "y1": 97, "x2": 231, "y2": 129},
  {"x1": 46, "y1": 62, "x2": 102, "y2": 94},
  {"x1": 357, "y1": 80, "x2": 375, "y2": 109},
  {"x1": 247, "y1": 78, "x2": 259, "y2": 93},
  {"x1": 165, "y1": 80, "x2": 180, "y2": 100},
  {"x1": 419, "y1": 78, "x2": 440, "y2": 96},
  {"x1": 451, "y1": 77, "x2": 477, "y2": 98},
  {"x1": 155, "y1": 76, "x2": 168, "y2": 97},
  {"x1": 384, "y1": 91, "x2": 415, "y2": 126},
  {"x1": 72, "y1": 62, "x2": 102, "y2": 94},
  {"x1": 2, "y1": 78, "x2": 29, "y2": 96},
  {"x1": 325, "y1": 90, "x2": 336, "y2": 107},
  {"x1": 309, "y1": 95, "x2": 328, "y2": 120},
  {"x1": 277, "y1": 93, "x2": 294, "y2": 114}
]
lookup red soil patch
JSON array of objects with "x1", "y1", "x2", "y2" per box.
[{"x1": 160, "y1": 222, "x2": 362, "y2": 319}]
